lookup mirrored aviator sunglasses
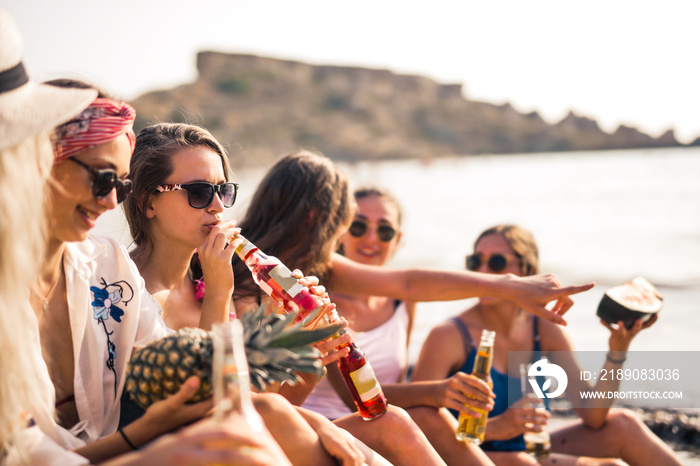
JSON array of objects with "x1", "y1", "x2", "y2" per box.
[
  {"x1": 156, "y1": 182, "x2": 239, "y2": 209},
  {"x1": 68, "y1": 157, "x2": 132, "y2": 203},
  {"x1": 465, "y1": 253, "x2": 511, "y2": 273},
  {"x1": 348, "y1": 220, "x2": 397, "y2": 242}
]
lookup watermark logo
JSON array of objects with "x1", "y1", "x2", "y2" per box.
[{"x1": 528, "y1": 358, "x2": 568, "y2": 398}]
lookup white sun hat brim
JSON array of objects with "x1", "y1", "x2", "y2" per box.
[
  {"x1": 1, "y1": 9, "x2": 97, "y2": 151},
  {"x1": 0, "y1": 80, "x2": 97, "y2": 151}
]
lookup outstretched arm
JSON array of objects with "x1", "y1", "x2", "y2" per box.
[{"x1": 330, "y1": 253, "x2": 594, "y2": 325}]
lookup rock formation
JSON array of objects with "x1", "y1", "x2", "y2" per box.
[{"x1": 131, "y1": 52, "x2": 683, "y2": 167}]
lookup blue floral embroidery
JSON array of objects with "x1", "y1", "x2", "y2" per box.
[
  {"x1": 91, "y1": 286, "x2": 125, "y2": 322},
  {"x1": 90, "y1": 278, "x2": 134, "y2": 398}
]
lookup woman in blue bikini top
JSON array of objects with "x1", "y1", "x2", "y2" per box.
[{"x1": 412, "y1": 224, "x2": 679, "y2": 465}]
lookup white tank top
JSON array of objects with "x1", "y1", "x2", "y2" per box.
[{"x1": 301, "y1": 301, "x2": 409, "y2": 419}]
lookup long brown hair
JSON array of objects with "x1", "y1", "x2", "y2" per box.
[{"x1": 233, "y1": 150, "x2": 352, "y2": 300}]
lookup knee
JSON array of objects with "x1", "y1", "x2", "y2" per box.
[
  {"x1": 252, "y1": 392, "x2": 295, "y2": 418},
  {"x1": 604, "y1": 409, "x2": 646, "y2": 437},
  {"x1": 377, "y1": 405, "x2": 422, "y2": 435}
]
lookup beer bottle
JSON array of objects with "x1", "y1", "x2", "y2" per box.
[
  {"x1": 233, "y1": 235, "x2": 388, "y2": 420},
  {"x1": 455, "y1": 329, "x2": 496, "y2": 444}
]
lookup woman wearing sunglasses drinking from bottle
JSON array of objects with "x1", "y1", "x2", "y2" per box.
[
  {"x1": 411, "y1": 224, "x2": 681, "y2": 465},
  {"x1": 124, "y1": 122, "x2": 240, "y2": 331}
]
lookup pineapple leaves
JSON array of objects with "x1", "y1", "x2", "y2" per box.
[
  {"x1": 240, "y1": 302, "x2": 341, "y2": 389},
  {"x1": 125, "y1": 301, "x2": 343, "y2": 406}
]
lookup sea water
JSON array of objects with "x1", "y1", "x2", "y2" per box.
[{"x1": 96, "y1": 146, "x2": 700, "y2": 405}]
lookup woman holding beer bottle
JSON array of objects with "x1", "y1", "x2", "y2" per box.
[{"x1": 412, "y1": 224, "x2": 682, "y2": 465}]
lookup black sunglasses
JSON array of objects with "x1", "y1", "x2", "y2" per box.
[
  {"x1": 466, "y1": 252, "x2": 518, "y2": 273},
  {"x1": 68, "y1": 157, "x2": 132, "y2": 203},
  {"x1": 156, "y1": 182, "x2": 239, "y2": 209},
  {"x1": 348, "y1": 220, "x2": 397, "y2": 242}
]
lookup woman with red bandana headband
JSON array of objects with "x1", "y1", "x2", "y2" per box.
[{"x1": 32, "y1": 96, "x2": 235, "y2": 464}]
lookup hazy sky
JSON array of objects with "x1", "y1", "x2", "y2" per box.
[{"x1": 4, "y1": 0, "x2": 699, "y2": 143}]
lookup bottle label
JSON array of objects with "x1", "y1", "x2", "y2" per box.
[
  {"x1": 236, "y1": 240, "x2": 256, "y2": 258},
  {"x1": 267, "y1": 265, "x2": 305, "y2": 298},
  {"x1": 349, "y1": 364, "x2": 382, "y2": 402}
]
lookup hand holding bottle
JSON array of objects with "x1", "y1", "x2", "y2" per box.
[
  {"x1": 484, "y1": 398, "x2": 549, "y2": 441},
  {"x1": 314, "y1": 327, "x2": 352, "y2": 366},
  {"x1": 433, "y1": 372, "x2": 494, "y2": 416},
  {"x1": 197, "y1": 220, "x2": 240, "y2": 299},
  {"x1": 455, "y1": 329, "x2": 496, "y2": 443},
  {"x1": 290, "y1": 269, "x2": 338, "y2": 329}
]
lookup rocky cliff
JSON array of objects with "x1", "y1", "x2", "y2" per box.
[{"x1": 131, "y1": 52, "x2": 683, "y2": 167}]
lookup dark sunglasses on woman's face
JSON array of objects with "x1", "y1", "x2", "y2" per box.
[
  {"x1": 155, "y1": 182, "x2": 239, "y2": 209},
  {"x1": 68, "y1": 157, "x2": 132, "y2": 203},
  {"x1": 465, "y1": 252, "x2": 515, "y2": 273},
  {"x1": 348, "y1": 220, "x2": 397, "y2": 242}
]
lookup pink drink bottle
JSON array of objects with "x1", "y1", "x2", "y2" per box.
[{"x1": 233, "y1": 235, "x2": 387, "y2": 420}]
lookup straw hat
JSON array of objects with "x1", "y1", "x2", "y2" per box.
[{"x1": 0, "y1": 10, "x2": 97, "y2": 151}]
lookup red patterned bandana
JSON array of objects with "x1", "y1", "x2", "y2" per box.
[{"x1": 53, "y1": 97, "x2": 136, "y2": 163}]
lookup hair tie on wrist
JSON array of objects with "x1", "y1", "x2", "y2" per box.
[
  {"x1": 118, "y1": 427, "x2": 138, "y2": 450},
  {"x1": 606, "y1": 353, "x2": 627, "y2": 364}
]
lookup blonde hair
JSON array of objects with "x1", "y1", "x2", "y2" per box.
[{"x1": 0, "y1": 133, "x2": 58, "y2": 455}]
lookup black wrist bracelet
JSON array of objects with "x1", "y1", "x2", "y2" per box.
[
  {"x1": 606, "y1": 353, "x2": 627, "y2": 364},
  {"x1": 118, "y1": 427, "x2": 138, "y2": 450}
]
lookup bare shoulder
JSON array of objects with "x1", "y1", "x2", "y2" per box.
[
  {"x1": 538, "y1": 317, "x2": 575, "y2": 351},
  {"x1": 425, "y1": 318, "x2": 463, "y2": 344},
  {"x1": 413, "y1": 316, "x2": 469, "y2": 380}
]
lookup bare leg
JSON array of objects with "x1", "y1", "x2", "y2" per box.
[
  {"x1": 487, "y1": 451, "x2": 625, "y2": 466},
  {"x1": 406, "y1": 406, "x2": 495, "y2": 465},
  {"x1": 550, "y1": 409, "x2": 682, "y2": 466},
  {"x1": 253, "y1": 392, "x2": 336, "y2": 466},
  {"x1": 336, "y1": 427, "x2": 393, "y2": 466},
  {"x1": 334, "y1": 405, "x2": 448, "y2": 465}
]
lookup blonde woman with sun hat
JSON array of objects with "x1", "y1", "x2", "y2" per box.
[
  {"x1": 0, "y1": 9, "x2": 97, "y2": 464},
  {"x1": 1, "y1": 10, "x2": 291, "y2": 465}
]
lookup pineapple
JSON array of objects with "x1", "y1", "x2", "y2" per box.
[{"x1": 125, "y1": 304, "x2": 339, "y2": 408}]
